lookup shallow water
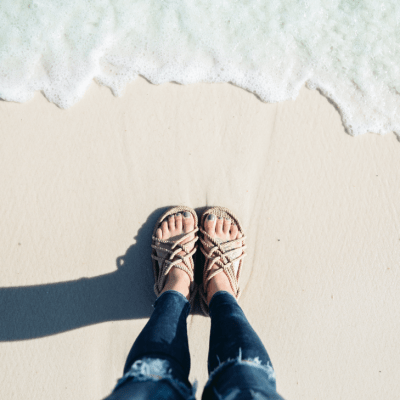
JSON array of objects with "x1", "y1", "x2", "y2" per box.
[{"x1": 0, "y1": 0, "x2": 399, "y2": 136}]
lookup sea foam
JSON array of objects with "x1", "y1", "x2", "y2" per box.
[{"x1": 0, "y1": 0, "x2": 399, "y2": 136}]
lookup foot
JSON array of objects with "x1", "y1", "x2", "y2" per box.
[
  {"x1": 203, "y1": 214, "x2": 243, "y2": 304},
  {"x1": 156, "y1": 212, "x2": 196, "y2": 300}
]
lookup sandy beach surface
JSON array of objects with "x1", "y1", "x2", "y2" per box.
[{"x1": 1, "y1": 78, "x2": 399, "y2": 400}]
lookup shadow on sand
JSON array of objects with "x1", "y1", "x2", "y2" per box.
[{"x1": 0, "y1": 206, "x2": 207, "y2": 342}]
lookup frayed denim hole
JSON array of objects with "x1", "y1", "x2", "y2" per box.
[
  {"x1": 114, "y1": 358, "x2": 173, "y2": 390},
  {"x1": 242, "y1": 359, "x2": 276, "y2": 382},
  {"x1": 206, "y1": 349, "x2": 277, "y2": 388},
  {"x1": 114, "y1": 357, "x2": 197, "y2": 399}
]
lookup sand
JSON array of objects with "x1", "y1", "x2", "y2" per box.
[{"x1": 1, "y1": 78, "x2": 400, "y2": 400}]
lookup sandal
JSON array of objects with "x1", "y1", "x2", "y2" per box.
[
  {"x1": 151, "y1": 206, "x2": 199, "y2": 306},
  {"x1": 199, "y1": 206, "x2": 247, "y2": 315}
]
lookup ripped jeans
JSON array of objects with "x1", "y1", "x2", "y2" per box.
[{"x1": 104, "y1": 291, "x2": 285, "y2": 400}]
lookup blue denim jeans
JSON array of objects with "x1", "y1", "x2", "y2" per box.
[{"x1": 104, "y1": 291, "x2": 284, "y2": 400}]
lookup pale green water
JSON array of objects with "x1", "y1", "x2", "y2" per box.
[{"x1": 0, "y1": 0, "x2": 399, "y2": 136}]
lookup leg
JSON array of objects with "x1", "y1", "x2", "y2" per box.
[
  {"x1": 104, "y1": 290, "x2": 195, "y2": 400},
  {"x1": 203, "y1": 291, "x2": 284, "y2": 400},
  {"x1": 104, "y1": 211, "x2": 198, "y2": 400},
  {"x1": 208, "y1": 291, "x2": 273, "y2": 373},
  {"x1": 124, "y1": 290, "x2": 192, "y2": 381},
  {"x1": 201, "y1": 213, "x2": 284, "y2": 400}
]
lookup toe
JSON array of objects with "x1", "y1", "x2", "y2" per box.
[
  {"x1": 223, "y1": 218, "x2": 231, "y2": 235},
  {"x1": 156, "y1": 228, "x2": 163, "y2": 239},
  {"x1": 216, "y1": 217, "x2": 224, "y2": 235},
  {"x1": 161, "y1": 220, "x2": 169, "y2": 238},
  {"x1": 230, "y1": 224, "x2": 238, "y2": 240},
  {"x1": 182, "y1": 211, "x2": 194, "y2": 233},
  {"x1": 204, "y1": 213, "x2": 217, "y2": 236},
  {"x1": 175, "y1": 213, "x2": 183, "y2": 233},
  {"x1": 168, "y1": 215, "x2": 176, "y2": 230}
]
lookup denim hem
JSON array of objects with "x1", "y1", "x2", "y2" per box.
[
  {"x1": 208, "y1": 290, "x2": 236, "y2": 314},
  {"x1": 156, "y1": 290, "x2": 190, "y2": 309}
]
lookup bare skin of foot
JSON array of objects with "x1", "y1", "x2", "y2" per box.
[
  {"x1": 202, "y1": 214, "x2": 242, "y2": 304},
  {"x1": 156, "y1": 212, "x2": 195, "y2": 300}
]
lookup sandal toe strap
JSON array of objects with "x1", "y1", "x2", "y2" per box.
[
  {"x1": 152, "y1": 227, "x2": 199, "y2": 295},
  {"x1": 199, "y1": 229, "x2": 247, "y2": 298}
]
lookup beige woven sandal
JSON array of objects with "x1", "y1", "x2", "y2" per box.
[
  {"x1": 151, "y1": 206, "x2": 199, "y2": 306},
  {"x1": 199, "y1": 206, "x2": 247, "y2": 315}
]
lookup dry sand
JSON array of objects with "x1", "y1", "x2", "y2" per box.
[{"x1": 1, "y1": 78, "x2": 400, "y2": 400}]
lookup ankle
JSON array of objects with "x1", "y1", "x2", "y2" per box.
[
  {"x1": 206, "y1": 274, "x2": 234, "y2": 304},
  {"x1": 160, "y1": 267, "x2": 191, "y2": 300}
]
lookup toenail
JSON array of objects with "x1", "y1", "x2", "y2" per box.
[
  {"x1": 207, "y1": 214, "x2": 215, "y2": 220},
  {"x1": 183, "y1": 211, "x2": 191, "y2": 218},
  {"x1": 218, "y1": 216, "x2": 223, "y2": 220},
  {"x1": 176, "y1": 213, "x2": 181, "y2": 217}
]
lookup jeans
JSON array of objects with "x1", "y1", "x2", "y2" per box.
[{"x1": 104, "y1": 291, "x2": 285, "y2": 400}]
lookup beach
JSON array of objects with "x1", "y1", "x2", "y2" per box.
[{"x1": 1, "y1": 78, "x2": 400, "y2": 399}]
